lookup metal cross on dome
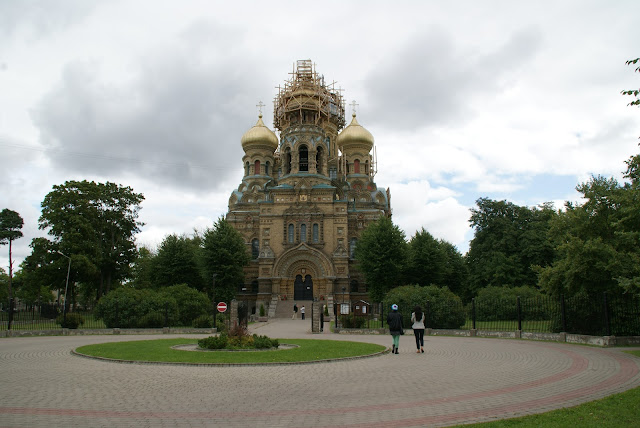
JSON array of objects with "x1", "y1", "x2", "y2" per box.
[
  {"x1": 350, "y1": 100, "x2": 359, "y2": 116},
  {"x1": 256, "y1": 101, "x2": 265, "y2": 116}
]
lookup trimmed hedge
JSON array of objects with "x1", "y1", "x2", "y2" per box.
[{"x1": 384, "y1": 285, "x2": 466, "y2": 329}]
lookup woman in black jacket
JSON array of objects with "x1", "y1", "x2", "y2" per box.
[{"x1": 386, "y1": 304, "x2": 403, "y2": 354}]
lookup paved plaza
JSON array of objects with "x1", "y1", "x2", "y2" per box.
[{"x1": 1, "y1": 320, "x2": 639, "y2": 427}]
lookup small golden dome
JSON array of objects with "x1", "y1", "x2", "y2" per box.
[
  {"x1": 336, "y1": 113, "x2": 374, "y2": 151},
  {"x1": 241, "y1": 115, "x2": 279, "y2": 151}
]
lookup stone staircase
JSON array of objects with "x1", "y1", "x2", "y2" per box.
[{"x1": 271, "y1": 298, "x2": 313, "y2": 319}]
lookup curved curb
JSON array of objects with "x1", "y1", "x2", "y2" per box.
[{"x1": 71, "y1": 344, "x2": 390, "y2": 367}]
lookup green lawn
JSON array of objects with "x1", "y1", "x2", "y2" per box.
[
  {"x1": 75, "y1": 338, "x2": 386, "y2": 364},
  {"x1": 463, "y1": 350, "x2": 640, "y2": 427}
]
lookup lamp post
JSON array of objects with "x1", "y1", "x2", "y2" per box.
[
  {"x1": 57, "y1": 251, "x2": 71, "y2": 323},
  {"x1": 212, "y1": 274, "x2": 218, "y2": 329}
]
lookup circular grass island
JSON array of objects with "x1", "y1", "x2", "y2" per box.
[{"x1": 74, "y1": 338, "x2": 387, "y2": 365}]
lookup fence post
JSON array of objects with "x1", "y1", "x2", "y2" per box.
[
  {"x1": 7, "y1": 298, "x2": 14, "y2": 331},
  {"x1": 603, "y1": 292, "x2": 611, "y2": 336},
  {"x1": 560, "y1": 294, "x2": 566, "y2": 332},
  {"x1": 164, "y1": 302, "x2": 169, "y2": 328},
  {"x1": 472, "y1": 298, "x2": 476, "y2": 330},
  {"x1": 381, "y1": 303, "x2": 384, "y2": 328},
  {"x1": 425, "y1": 300, "x2": 430, "y2": 328},
  {"x1": 517, "y1": 296, "x2": 522, "y2": 331}
]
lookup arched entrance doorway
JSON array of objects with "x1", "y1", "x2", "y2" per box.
[{"x1": 294, "y1": 274, "x2": 313, "y2": 300}]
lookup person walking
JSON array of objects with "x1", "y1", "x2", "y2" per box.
[
  {"x1": 411, "y1": 305, "x2": 425, "y2": 353},
  {"x1": 386, "y1": 304, "x2": 403, "y2": 354},
  {"x1": 301, "y1": 305, "x2": 306, "y2": 320},
  {"x1": 292, "y1": 303, "x2": 298, "y2": 320}
]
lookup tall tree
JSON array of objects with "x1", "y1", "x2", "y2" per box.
[
  {"x1": 0, "y1": 209, "x2": 24, "y2": 302},
  {"x1": 466, "y1": 198, "x2": 556, "y2": 296},
  {"x1": 407, "y1": 228, "x2": 447, "y2": 287},
  {"x1": 354, "y1": 216, "x2": 408, "y2": 302},
  {"x1": 39, "y1": 180, "x2": 144, "y2": 298},
  {"x1": 152, "y1": 234, "x2": 204, "y2": 290},
  {"x1": 201, "y1": 217, "x2": 250, "y2": 304}
]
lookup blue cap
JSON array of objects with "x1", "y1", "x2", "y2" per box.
[{"x1": 391, "y1": 304, "x2": 398, "y2": 310}]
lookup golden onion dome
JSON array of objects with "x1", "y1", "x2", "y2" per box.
[
  {"x1": 241, "y1": 114, "x2": 279, "y2": 152},
  {"x1": 336, "y1": 113, "x2": 374, "y2": 152}
]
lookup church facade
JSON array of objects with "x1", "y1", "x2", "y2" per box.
[{"x1": 226, "y1": 60, "x2": 391, "y2": 315}]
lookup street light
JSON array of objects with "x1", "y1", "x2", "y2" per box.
[
  {"x1": 212, "y1": 274, "x2": 218, "y2": 329},
  {"x1": 57, "y1": 251, "x2": 71, "y2": 322}
]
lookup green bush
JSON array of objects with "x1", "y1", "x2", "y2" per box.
[
  {"x1": 215, "y1": 317, "x2": 228, "y2": 335},
  {"x1": 259, "y1": 304, "x2": 265, "y2": 317},
  {"x1": 159, "y1": 284, "x2": 210, "y2": 326},
  {"x1": 95, "y1": 287, "x2": 178, "y2": 328},
  {"x1": 474, "y1": 286, "x2": 549, "y2": 321},
  {"x1": 199, "y1": 334, "x2": 229, "y2": 349},
  {"x1": 192, "y1": 314, "x2": 214, "y2": 328},
  {"x1": 253, "y1": 334, "x2": 279, "y2": 349},
  {"x1": 137, "y1": 312, "x2": 165, "y2": 328},
  {"x1": 384, "y1": 285, "x2": 466, "y2": 329},
  {"x1": 339, "y1": 314, "x2": 367, "y2": 328},
  {"x1": 56, "y1": 312, "x2": 84, "y2": 329}
]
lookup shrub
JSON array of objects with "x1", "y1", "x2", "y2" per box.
[
  {"x1": 137, "y1": 312, "x2": 165, "y2": 328},
  {"x1": 192, "y1": 315, "x2": 214, "y2": 328},
  {"x1": 339, "y1": 314, "x2": 367, "y2": 328},
  {"x1": 56, "y1": 312, "x2": 84, "y2": 329},
  {"x1": 474, "y1": 286, "x2": 549, "y2": 321},
  {"x1": 253, "y1": 334, "x2": 279, "y2": 349},
  {"x1": 158, "y1": 284, "x2": 210, "y2": 326},
  {"x1": 215, "y1": 317, "x2": 229, "y2": 335},
  {"x1": 199, "y1": 334, "x2": 229, "y2": 349},
  {"x1": 95, "y1": 288, "x2": 178, "y2": 328},
  {"x1": 384, "y1": 285, "x2": 466, "y2": 329},
  {"x1": 259, "y1": 304, "x2": 265, "y2": 317}
]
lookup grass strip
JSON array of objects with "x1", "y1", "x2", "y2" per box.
[{"x1": 76, "y1": 338, "x2": 385, "y2": 364}]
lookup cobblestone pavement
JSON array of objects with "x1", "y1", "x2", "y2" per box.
[{"x1": 1, "y1": 319, "x2": 639, "y2": 427}]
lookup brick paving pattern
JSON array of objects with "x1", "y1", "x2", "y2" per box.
[{"x1": 1, "y1": 319, "x2": 639, "y2": 427}]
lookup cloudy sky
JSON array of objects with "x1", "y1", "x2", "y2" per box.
[{"x1": 1, "y1": 0, "x2": 639, "y2": 271}]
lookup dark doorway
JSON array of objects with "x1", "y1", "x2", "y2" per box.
[{"x1": 294, "y1": 274, "x2": 313, "y2": 300}]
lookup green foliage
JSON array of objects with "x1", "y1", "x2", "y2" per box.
[
  {"x1": 38, "y1": 180, "x2": 144, "y2": 297},
  {"x1": 201, "y1": 217, "x2": 250, "y2": 304},
  {"x1": 152, "y1": 235, "x2": 205, "y2": 290},
  {"x1": 137, "y1": 312, "x2": 165, "y2": 328},
  {"x1": 0, "y1": 208, "x2": 24, "y2": 299},
  {"x1": 192, "y1": 314, "x2": 214, "y2": 328},
  {"x1": 198, "y1": 334, "x2": 228, "y2": 349},
  {"x1": 339, "y1": 314, "x2": 367, "y2": 328},
  {"x1": 383, "y1": 284, "x2": 466, "y2": 329},
  {"x1": 95, "y1": 287, "x2": 177, "y2": 328},
  {"x1": 621, "y1": 57, "x2": 640, "y2": 107},
  {"x1": 407, "y1": 228, "x2": 467, "y2": 298},
  {"x1": 253, "y1": 335, "x2": 279, "y2": 349},
  {"x1": 474, "y1": 286, "x2": 549, "y2": 321},
  {"x1": 158, "y1": 284, "x2": 209, "y2": 326},
  {"x1": 215, "y1": 317, "x2": 228, "y2": 335},
  {"x1": 56, "y1": 312, "x2": 84, "y2": 329},
  {"x1": 466, "y1": 199, "x2": 556, "y2": 298},
  {"x1": 354, "y1": 216, "x2": 408, "y2": 302},
  {"x1": 259, "y1": 304, "x2": 265, "y2": 317},
  {"x1": 130, "y1": 246, "x2": 155, "y2": 289}
]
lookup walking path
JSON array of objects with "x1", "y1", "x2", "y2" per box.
[{"x1": 1, "y1": 319, "x2": 639, "y2": 427}]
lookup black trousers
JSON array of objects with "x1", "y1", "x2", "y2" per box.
[{"x1": 413, "y1": 329, "x2": 424, "y2": 349}]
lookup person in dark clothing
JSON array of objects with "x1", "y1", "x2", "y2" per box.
[{"x1": 386, "y1": 304, "x2": 403, "y2": 354}]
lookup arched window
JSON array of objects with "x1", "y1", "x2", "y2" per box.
[
  {"x1": 254, "y1": 160, "x2": 261, "y2": 175},
  {"x1": 265, "y1": 161, "x2": 270, "y2": 175},
  {"x1": 300, "y1": 224, "x2": 307, "y2": 242},
  {"x1": 316, "y1": 147, "x2": 323, "y2": 174},
  {"x1": 245, "y1": 162, "x2": 249, "y2": 176},
  {"x1": 299, "y1": 145, "x2": 308, "y2": 172},
  {"x1": 354, "y1": 159, "x2": 360, "y2": 174},
  {"x1": 365, "y1": 160, "x2": 369, "y2": 175},
  {"x1": 350, "y1": 279, "x2": 359, "y2": 292},
  {"x1": 349, "y1": 238, "x2": 357, "y2": 259},
  {"x1": 288, "y1": 224, "x2": 294, "y2": 243},
  {"x1": 251, "y1": 239, "x2": 259, "y2": 259},
  {"x1": 312, "y1": 223, "x2": 319, "y2": 242}
]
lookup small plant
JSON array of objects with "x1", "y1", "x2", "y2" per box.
[
  {"x1": 215, "y1": 318, "x2": 228, "y2": 335},
  {"x1": 198, "y1": 333, "x2": 229, "y2": 349},
  {"x1": 259, "y1": 304, "x2": 265, "y2": 317},
  {"x1": 193, "y1": 315, "x2": 214, "y2": 328},
  {"x1": 56, "y1": 313, "x2": 85, "y2": 329},
  {"x1": 253, "y1": 334, "x2": 279, "y2": 349}
]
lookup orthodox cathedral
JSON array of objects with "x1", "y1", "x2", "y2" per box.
[{"x1": 226, "y1": 60, "x2": 391, "y2": 316}]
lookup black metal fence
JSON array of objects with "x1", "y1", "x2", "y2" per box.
[{"x1": 335, "y1": 293, "x2": 640, "y2": 336}]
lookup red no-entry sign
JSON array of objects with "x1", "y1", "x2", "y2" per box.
[{"x1": 217, "y1": 302, "x2": 227, "y2": 313}]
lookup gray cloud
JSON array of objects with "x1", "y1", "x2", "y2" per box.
[
  {"x1": 363, "y1": 28, "x2": 542, "y2": 131},
  {"x1": 31, "y1": 35, "x2": 271, "y2": 192},
  {"x1": 0, "y1": 0, "x2": 94, "y2": 40}
]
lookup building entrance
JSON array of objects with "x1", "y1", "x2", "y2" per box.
[{"x1": 294, "y1": 274, "x2": 313, "y2": 300}]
